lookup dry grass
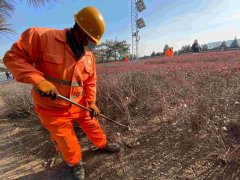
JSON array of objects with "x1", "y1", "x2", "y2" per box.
[
  {"x1": 0, "y1": 51, "x2": 240, "y2": 178},
  {"x1": 1, "y1": 53, "x2": 240, "y2": 151},
  {"x1": 0, "y1": 82, "x2": 36, "y2": 118},
  {"x1": 97, "y1": 68, "x2": 240, "y2": 148}
]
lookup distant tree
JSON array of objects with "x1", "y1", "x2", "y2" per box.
[
  {"x1": 186, "y1": 44, "x2": 192, "y2": 52},
  {"x1": 93, "y1": 39, "x2": 130, "y2": 63},
  {"x1": 141, "y1": 55, "x2": 150, "y2": 59},
  {"x1": 115, "y1": 40, "x2": 130, "y2": 57},
  {"x1": 163, "y1": 44, "x2": 169, "y2": 54},
  {"x1": 219, "y1": 40, "x2": 228, "y2": 49},
  {"x1": 151, "y1": 51, "x2": 156, "y2": 57},
  {"x1": 95, "y1": 39, "x2": 130, "y2": 62},
  {"x1": 93, "y1": 44, "x2": 107, "y2": 63},
  {"x1": 201, "y1": 44, "x2": 208, "y2": 51},
  {"x1": 230, "y1": 37, "x2": 239, "y2": 48},
  {"x1": 155, "y1": 52, "x2": 162, "y2": 56},
  {"x1": 133, "y1": 54, "x2": 136, "y2": 60},
  {"x1": 128, "y1": 54, "x2": 133, "y2": 60},
  {"x1": 180, "y1": 44, "x2": 191, "y2": 53}
]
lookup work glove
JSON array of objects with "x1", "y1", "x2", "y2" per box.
[
  {"x1": 88, "y1": 102, "x2": 100, "y2": 119},
  {"x1": 37, "y1": 80, "x2": 58, "y2": 100}
]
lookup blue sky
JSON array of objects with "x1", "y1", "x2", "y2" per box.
[{"x1": 0, "y1": 0, "x2": 240, "y2": 57}]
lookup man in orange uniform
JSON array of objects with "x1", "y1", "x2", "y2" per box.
[
  {"x1": 3, "y1": 6, "x2": 120, "y2": 180},
  {"x1": 165, "y1": 47, "x2": 174, "y2": 57}
]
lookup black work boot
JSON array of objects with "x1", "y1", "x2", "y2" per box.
[
  {"x1": 101, "y1": 142, "x2": 120, "y2": 153},
  {"x1": 68, "y1": 160, "x2": 85, "y2": 180}
]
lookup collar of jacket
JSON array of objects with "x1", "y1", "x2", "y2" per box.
[
  {"x1": 54, "y1": 28, "x2": 68, "y2": 43},
  {"x1": 53, "y1": 28, "x2": 92, "y2": 58}
]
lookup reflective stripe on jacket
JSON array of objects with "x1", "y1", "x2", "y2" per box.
[{"x1": 3, "y1": 27, "x2": 97, "y2": 109}]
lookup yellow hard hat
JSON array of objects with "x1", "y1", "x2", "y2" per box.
[{"x1": 74, "y1": 6, "x2": 105, "y2": 44}]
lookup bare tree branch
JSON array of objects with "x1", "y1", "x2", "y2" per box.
[
  {"x1": 0, "y1": 0, "x2": 14, "y2": 17},
  {"x1": 24, "y1": 0, "x2": 54, "y2": 7},
  {"x1": 0, "y1": 0, "x2": 55, "y2": 33},
  {"x1": 0, "y1": 15, "x2": 14, "y2": 33}
]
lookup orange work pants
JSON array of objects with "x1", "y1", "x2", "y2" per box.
[{"x1": 34, "y1": 105, "x2": 107, "y2": 165}]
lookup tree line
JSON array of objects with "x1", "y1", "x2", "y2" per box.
[
  {"x1": 93, "y1": 39, "x2": 130, "y2": 63},
  {"x1": 1, "y1": 1, "x2": 239, "y2": 62},
  {"x1": 149, "y1": 37, "x2": 240, "y2": 58}
]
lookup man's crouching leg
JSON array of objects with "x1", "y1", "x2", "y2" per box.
[
  {"x1": 35, "y1": 107, "x2": 86, "y2": 179},
  {"x1": 41, "y1": 122, "x2": 85, "y2": 179},
  {"x1": 49, "y1": 125, "x2": 86, "y2": 180},
  {"x1": 76, "y1": 115, "x2": 120, "y2": 153}
]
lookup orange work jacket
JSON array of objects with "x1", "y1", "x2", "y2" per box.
[
  {"x1": 124, "y1": 55, "x2": 129, "y2": 63},
  {"x1": 3, "y1": 27, "x2": 97, "y2": 109},
  {"x1": 165, "y1": 49, "x2": 173, "y2": 57}
]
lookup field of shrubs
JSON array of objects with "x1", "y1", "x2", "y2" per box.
[{"x1": 0, "y1": 50, "x2": 240, "y2": 179}]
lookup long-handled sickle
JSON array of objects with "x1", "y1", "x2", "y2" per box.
[{"x1": 57, "y1": 94, "x2": 131, "y2": 131}]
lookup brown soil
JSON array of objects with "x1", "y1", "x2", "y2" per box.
[{"x1": 1, "y1": 92, "x2": 240, "y2": 179}]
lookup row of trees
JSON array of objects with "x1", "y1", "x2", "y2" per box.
[
  {"x1": 1, "y1": 1, "x2": 239, "y2": 61},
  {"x1": 179, "y1": 37, "x2": 239, "y2": 53},
  {"x1": 149, "y1": 37, "x2": 239, "y2": 57},
  {"x1": 217, "y1": 37, "x2": 239, "y2": 49},
  {"x1": 93, "y1": 39, "x2": 130, "y2": 63}
]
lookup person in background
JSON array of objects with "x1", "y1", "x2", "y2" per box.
[
  {"x1": 3, "y1": 6, "x2": 120, "y2": 180},
  {"x1": 191, "y1": 39, "x2": 201, "y2": 53},
  {"x1": 5, "y1": 70, "x2": 12, "y2": 80},
  {"x1": 124, "y1": 54, "x2": 129, "y2": 63},
  {"x1": 165, "y1": 47, "x2": 174, "y2": 57}
]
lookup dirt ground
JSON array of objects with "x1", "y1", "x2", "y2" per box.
[{"x1": 1, "y1": 92, "x2": 240, "y2": 179}]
